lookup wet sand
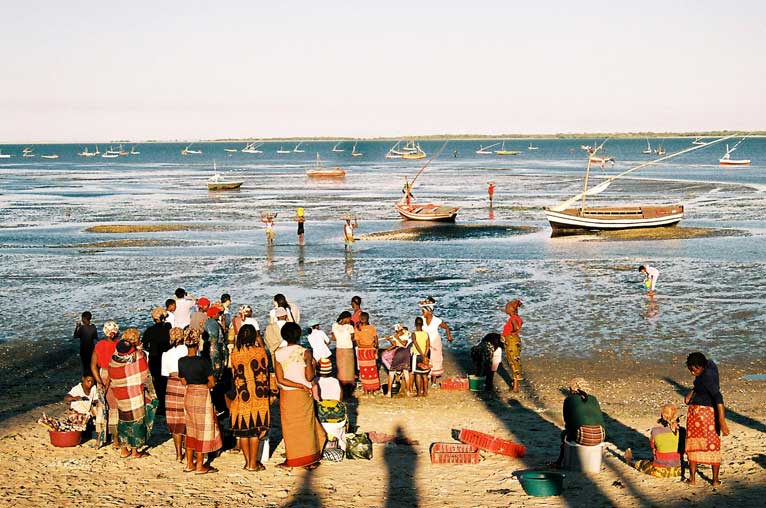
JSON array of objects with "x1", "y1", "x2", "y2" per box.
[
  {"x1": 2, "y1": 339, "x2": 765, "y2": 508},
  {"x1": 84, "y1": 224, "x2": 218, "y2": 234}
]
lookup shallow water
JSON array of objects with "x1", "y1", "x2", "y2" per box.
[{"x1": 1, "y1": 138, "x2": 764, "y2": 360}]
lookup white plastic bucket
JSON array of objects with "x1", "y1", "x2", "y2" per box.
[{"x1": 563, "y1": 439, "x2": 603, "y2": 473}]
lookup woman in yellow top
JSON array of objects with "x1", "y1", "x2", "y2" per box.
[
  {"x1": 354, "y1": 312, "x2": 380, "y2": 395},
  {"x1": 410, "y1": 317, "x2": 431, "y2": 397}
]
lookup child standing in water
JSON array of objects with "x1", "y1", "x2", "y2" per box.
[
  {"x1": 296, "y1": 208, "x2": 305, "y2": 245},
  {"x1": 639, "y1": 265, "x2": 659, "y2": 297},
  {"x1": 262, "y1": 214, "x2": 276, "y2": 245},
  {"x1": 343, "y1": 217, "x2": 357, "y2": 251}
]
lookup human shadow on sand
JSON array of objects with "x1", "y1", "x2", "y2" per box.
[{"x1": 383, "y1": 425, "x2": 420, "y2": 508}]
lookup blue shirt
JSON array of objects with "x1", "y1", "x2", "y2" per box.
[{"x1": 690, "y1": 360, "x2": 724, "y2": 407}]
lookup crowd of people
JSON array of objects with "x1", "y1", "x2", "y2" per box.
[{"x1": 59, "y1": 282, "x2": 729, "y2": 486}]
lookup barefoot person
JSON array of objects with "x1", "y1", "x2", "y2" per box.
[
  {"x1": 91, "y1": 321, "x2": 120, "y2": 447},
  {"x1": 684, "y1": 352, "x2": 729, "y2": 487},
  {"x1": 419, "y1": 297, "x2": 453, "y2": 387},
  {"x1": 161, "y1": 327, "x2": 187, "y2": 463},
  {"x1": 551, "y1": 377, "x2": 605, "y2": 468},
  {"x1": 73, "y1": 311, "x2": 97, "y2": 376},
  {"x1": 354, "y1": 312, "x2": 381, "y2": 396},
  {"x1": 625, "y1": 403, "x2": 685, "y2": 478},
  {"x1": 639, "y1": 264, "x2": 659, "y2": 297},
  {"x1": 332, "y1": 311, "x2": 355, "y2": 396},
  {"x1": 410, "y1": 317, "x2": 431, "y2": 397},
  {"x1": 501, "y1": 299, "x2": 523, "y2": 392}
]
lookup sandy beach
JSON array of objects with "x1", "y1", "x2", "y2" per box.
[{"x1": 2, "y1": 338, "x2": 764, "y2": 508}]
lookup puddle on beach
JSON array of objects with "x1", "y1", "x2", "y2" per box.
[
  {"x1": 741, "y1": 374, "x2": 766, "y2": 381},
  {"x1": 362, "y1": 224, "x2": 538, "y2": 241}
]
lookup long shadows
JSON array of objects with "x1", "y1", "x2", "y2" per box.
[
  {"x1": 284, "y1": 467, "x2": 322, "y2": 508},
  {"x1": 383, "y1": 425, "x2": 419, "y2": 508},
  {"x1": 662, "y1": 376, "x2": 766, "y2": 432}
]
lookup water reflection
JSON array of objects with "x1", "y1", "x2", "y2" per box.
[{"x1": 344, "y1": 250, "x2": 354, "y2": 278}]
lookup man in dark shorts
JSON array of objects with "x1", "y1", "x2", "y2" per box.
[{"x1": 73, "y1": 311, "x2": 98, "y2": 376}]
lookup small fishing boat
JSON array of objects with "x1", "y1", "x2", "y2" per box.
[
  {"x1": 331, "y1": 142, "x2": 345, "y2": 153},
  {"x1": 589, "y1": 155, "x2": 615, "y2": 164},
  {"x1": 130, "y1": 145, "x2": 140, "y2": 155},
  {"x1": 41, "y1": 154, "x2": 60, "y2": 159},
  {"x1": 181, "y1": 144, "x2": 202, "y2": 155},
  {"x1": 395, "y1": 142, "x2": 459, "y2": 222},
  {"x1": 476, "y1": 142, "x2": 500, "y2": 155},
  {"x1": 118, "y1": 144, "x2": 130, "y2": 156},
  {"x1": 719, "y1": 138, "x2": 750, "y2": 166},
  {"x1": 103, "y1": 146, "x2": 121, "y2": 158},
  {"x1": 0, "y1": 150, "x2": 12, "y2": 159},
  {"x1": 293, "y1": 142, "x2": 305, "y2": 153},
  {"x1": 653, "y1": 144, "x2": 666, "y2": 156},
  {"x1": 77, "y1": 147, "x2": 97, "y2": 157},
  {"x1": 402, "y1": 145, "x2": 427, "y2": 160},
  {"x1": 495, "y1": 141, "x2": 521, "y2": 156},
  {"x1": 544, "y1": 136, "x2": 734, "y2": 235},
  {"x1": 306, "y1": 153, "x2": 346, "y2": 177},
  {"x1": 241, "y1": 142, "x2": 263, "y2": 154},
  {"x1": 22, "y1": 147, "x2": 35, "y2": 158},
  {"x1": 385, "y1": 141, "x2": 403, "y2": 159},
  {"x1": 642, "y1": 138, "x2": 653, "y2": 154},
  {"x1": 207, "y1": 162, "x2": 244, "y2": 190},
  {"x1": 527, "y1": 143, "x2": 539, "y2": 151},
  {"x1": 351, "y1": 141, "x2": 363, "y2": 157},
  {"x1": 276, "y1": 146, "x2": 292, "y2": 154},
  {"x1": 692, "y1": 136, "x2": 706, "y2": 145}
]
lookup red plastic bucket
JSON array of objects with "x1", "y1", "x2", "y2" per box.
[{"x1": 49, "y1": 430, "x2": 82, "y2": 447}]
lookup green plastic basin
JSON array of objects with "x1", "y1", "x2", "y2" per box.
[{"x1": 519, "y1": 471, "x2": 565, "y2": 497}]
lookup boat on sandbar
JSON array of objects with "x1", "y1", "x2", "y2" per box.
[
  {"x1": 306, "y1": 153, "x2": 346, "y2": 177},
  {"x1": 544, "y1": 136, "x2": 735, "y2": 236},
  {"x1": 395, "y1": 142, "x2": 458, "y2": 222},
  {"x1": 719, "y1": 138, "x2": 750, "y2": 166},
  {"x1": 207, "y1": 163, "x2": 244, "y2": 190}
]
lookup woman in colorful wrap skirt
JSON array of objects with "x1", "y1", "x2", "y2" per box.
[
  {"x1": 419, "y1": 297, "x2": 453, "y2": 387},
  {"x1": 161, "y1": 327, "x2": 187, "y2": 462},
  {"x1": 501, "y1": 299, "x2": 523, "y2": 392},
  {"x1": 684, "y1": 352, "x2": 729, "y2": 487},
  {"x1": 625, "y1": 403, "x2": 686, "y2": 478},
  {"x1": 91, "y1": 320, "x2": 120, "y2": 448}
]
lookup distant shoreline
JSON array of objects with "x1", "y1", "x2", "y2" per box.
[{"x1": 1, "y1": 131, "x2": 761, "y2": 145}]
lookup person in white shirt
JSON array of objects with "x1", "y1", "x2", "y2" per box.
[
  {"x1": 161, "y1": 327, "x2": 188, "y2": 462},
  {"x1": 65, "y1": 375, "x2": 98, "y2": 416},
  {"x1": 165, "y1": 299, "x2": 177, "y2": 328},
  {"x1": 307, "y1": 322, "x2": 332, "y2": 364},
  {"x1": 315, "y1": 359, "x2": 347, "y2": 451},
  {"x1": 639, "y1": 265, "x2": 660, "y2": 296},
  {"x1": 173, "y1": 288, "x2": 196, "y2": 329}
]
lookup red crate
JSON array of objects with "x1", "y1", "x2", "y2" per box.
[
  {"x1": 440, "y1": 376, "x2": 469, "y2": 391},
  {"x1": 457, "y1": 428, "x2": 526, "y2": 458},
  {"x1": 430, "y1": 442, "x2": 480, "y2": 464}
]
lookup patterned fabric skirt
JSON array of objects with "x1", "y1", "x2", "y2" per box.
[
  {"x1": 184, "y1": 384, "x2": 222, "y2": 454},
  {"x1": 117, "y1": 399, "x2": 157, "y2": 449},
  {"x1": 356, "y1": 347, "x2": 381, "y2": 391},
  {"x1": 686, "y1": 404, "x2": 721, "y2": 465},
  {"x1": 634, "y1": 459, "x2": 682, "y2": 478},
  {"x1": 279, "y1": 389, "x2": 327, "y2": 467},
  {"x1": 165, "y1": 374, "x2": 186, "y2": 435},
  {"x1": 336, "y1": 348, "x2": 355, "y2": 385},
  {"x1": 502, "y1": 335, "x2": 523, "y2": 380},
  {"x1": 430, "y1": 337, "x2": 444, "y2": 377},
  {"x1": 381, "y1": 347, "x2": 411, "y2": 372},
  {"x1": 575, "y1": 425, "x2": 606, "y2": 446},
  {"x1": 100, "y1": 367, "x2": 119, "y2": 437}
]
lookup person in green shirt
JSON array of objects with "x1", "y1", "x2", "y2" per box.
[{"x1": 551, "y1": 377, "x2": 605, "y2": 468}]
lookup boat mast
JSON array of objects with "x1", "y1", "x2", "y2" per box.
[
  {"x1": 409, "y1": 142, "x2": 448, "y2": 190},
  {"x1": 580, "y1": 156, "x2": 595, "y2": 214}
]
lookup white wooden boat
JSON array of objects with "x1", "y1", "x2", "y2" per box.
[
  {"x1": 181, "y1": 144, "x2": 202, "y2": 155},
  {"x1": 0, "y1": 149, "x2": 13, "y2": 159},
  {"x1": 22, "y1": 147, "x2": 35, "y2": 158},
  {"x1": 544, "y1": 135, "x2": 735, "y2": 235},
  {"x1": 385, "y1": 141, "x2": 403, "y2": 159},
  {"x1": 241, "y1": 142, "x2": 263, "y2": 154},
  {"x1": 692, "y1": 136, "x2": 706, "y2": 145},
  {"x1": 351, "y1": 141, "x2": 363, "y2": 157},
  {"x1": 495, "y1": 141, "x2": 521, "y2": 156},
  {"x1": 224, "y1": 148, "x2": 238, "y2": 153},
  {"x1": 719, "y1": 139, "x2": 750, "y2": 165},
  {"x1": 101, "y1": 152, "x2": 119, "y2": 159},
  {"x1": 306, "y1": 152, "x2": 346, "y2": 177},
  {"x1": 642, "y1": 138, "x2": 653, "y2": 154},
  {"x1": 130, "y1": 146, "x2": 140, "y2": 155},
  {"x1": 653, "y1": 144, "x2": 666, "y2": 155},
  {"x1": 41, "y1": 154, "x2": 60, "y2": 159},
  {"x1": 276, "y1": 146, "x2": 292, "y2": 154},
  {"x1": 331, "y1": 142, "x2": 345, "y2": 153},
  {"x1": 394, "y1": 202, "x2": 459, "y2": 222},
  {"x1": 402, "y1": 143, "x2": 426, "y2": 160},
  {"x1": 207, "y1": 162, "x2": 243, "y2": 190},
  {"x1": 293, "y1": 142, "x2": 305, "y2": 153},
  {"x1": 77, "y1": 147, "x2": 97, "y2": 157},
  {"x1": 527, "y1": 143, "x2": 539, "y2": 151},
  {"x1": 476, "y1": 142, "x2": 500, "y2": 155}
]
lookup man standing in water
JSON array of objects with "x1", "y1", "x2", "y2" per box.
[
  {"x1": 344, "y1": 218, "x2": 357, "y2": 251},
  {"x1": 73, "y1": 311, "x2": 98, "y2": 376},
  {"x1": 402, "y1": 178, "x2": 414, "y2": 205},
  {"x1": 639, "y1": 265, "x2": 660, "y2": 297},
  {"x1": 487, "y1": 182, "x2": 496, "y2": 206}
]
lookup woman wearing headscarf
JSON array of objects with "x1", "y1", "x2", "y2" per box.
[
  {"x1": 274, "y1": 322, "x2": 326, "y2": 470},
  {"x1": 350, "y1": 295, "x2": 363, "y2": 328},
  {"x1": 470, "y1": 333, "x2": 503, "y2": 393},
  {"x1": 501, "y1": 299, "x2": 523, "y2": 392},
  {"x1": 354, "y1": 312, "x2": 381, "y2": 396},
  {"x1": 419, "y1": 297, "x2": 453, "y2": 387},
  {"x1": 625, "y1": 403, "x2": 685, "y2": 478},
  {"x1": 684, "y1": 352, "x2": 729, "y2": 487},
  {"x1": 269, "y1": 293, "x2": 300, "y2": 324},
  {"x1": 230, "y1": 324, "x2": 271, "y2": 472},
  {"x1": 332, "y1": 311, "x2": 355, "y2": 396},
  {"x1": 179, "y1": 328, "x2": 221, "y2": 474},
  {"x1": 91, "y1": 320, "x2": 120, "y2": 447},
  {"x1": 107, "y1": 328, "x2": 153, "y2": 459},
  {"x1": 161, "y1": 327, "x2": 187, "y2": 462},
  {"x1": 551, "y1": 377, "x2": 605, "y2": 468}
]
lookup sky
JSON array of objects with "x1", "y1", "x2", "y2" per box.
[{"x1": 1, "y1": 0, "x2": 764, "y2": 142}]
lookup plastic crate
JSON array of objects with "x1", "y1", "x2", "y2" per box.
[
  {"x1": 440, "y1": 376, "x2": 469, "y2": 391},
  {"x1": 430, "y1": 442, "x2": 480, "y2": 464},
  {"x1": 458, "y1": 428, "x2": 526, "y2": 458}
]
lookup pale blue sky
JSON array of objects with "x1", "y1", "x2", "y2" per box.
[{"x1": 1, "y1": 0, "x2": 763, "y2": 142}]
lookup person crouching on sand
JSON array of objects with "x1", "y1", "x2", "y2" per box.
[{"x1": 625, "y1": 403, "x2": 685, "y2": 478}]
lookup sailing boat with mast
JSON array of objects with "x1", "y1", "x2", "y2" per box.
[
  {"x1": 692, "y1": 136, "x2": 706, "y2": 145},
  {"x1": 241, "y1": 142, "x2": 263, "y2": 154},
  {"x1": 495, "y1": 140, "x2": 521, "y2": 156},
  {"x1": 331, "y1": 142, "x2": 345, "y2": 153},
  {"x1": 476, "y1": 142, "x2": 500, "y2": 155},
  {"x1": 401, "y1": 140, "x2": 426, "y2": 160},
  {"x1": 394, "y1": 143, "x2": 459, "y2": 222},
  {"x1": 543, "y1": 136, "x2": 734, "y2": 235},
  {"x1": 351, "y1": 141, "x2": 363, "y2": 157},
  {"x1": 385, "y1": 141, "x2": 403, "y2": 159},
  {"x1": 306, "y1": 152, "x2": 346, "y2": 177},
  {"x1": 642, "y1": 138, "x2": 653, "y2": 154},
  {"x1": 293, "y1": 142, "x2": 305, "y2": 153},
  {"x1": 719, "y1": 138, "x2": 750, "y2": 166}
]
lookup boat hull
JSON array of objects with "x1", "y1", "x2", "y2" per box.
[
  {"x1": 495, "y1": 150, "x2": 521, "y2": 156},
  {"x1": 207, "y1": 182, "x2": 243, "y2": 191},
  {"x1": 402, "y1": 153, "x2": 426, "y2": 160},
  {"x1": 719, "y1": 159, "x2": 750, "y2": 166},
  {"x1": 544, "y1": 205, "x2": 684, "y2": 236},
  {"x1": 395, "y1": 202, "x2": 459, "y2": 222},
  {"x1": 306, "y1": 169, "x2": 346, "y2": 177}
]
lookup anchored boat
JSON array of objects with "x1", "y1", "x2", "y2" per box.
[
  {"x1": 394, "y1": 142, "x2": 459, "y2": 222},
  {"x1": 207, "y1": 162, "x2": 244, "y2": 190},
  {"x1": 719, "y1": 138, "x2": 750, "y2": 166},
  {"x1": 306, "y1": 153, "x2": 346, "y2": 177}
]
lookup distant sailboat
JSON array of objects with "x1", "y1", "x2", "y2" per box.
[
  {"x1": 130, "y1": 145, "x2": 140, "y2": 155},
  {"x1": 351, "y1": 141, "x2": 363, "y2": 157},
  {"x1": 692, "y1": 136, "x2": 706, "y2": 145},
  {"x1": 207, "y1": 161, "x2": 244, "y2": 190},
  {"x1": 224, "y1": 147, "x2": 238, "y2": 153},
  {"x1": 719, "y1": 138, "x2": 751, "y2": 166},
  {"x1": 476, "y1": 142, "x2": 500, "y2": 155},
  {"x1": 77, "y1": 147, "x2": 97, "y2": 157},
  {"x1": 276, "y1": 146, "x2": 292, "y2": 154},
  {"x1": 331, "y1": 142, "x2": 345, "y2": 153},
  {"x1": 241, "y1": 142, "x2": 263, "y2": 154},
  {"x1": 22, "y1": 147, "x2": 35, "y2": 158},
  {"x1": 306, "y1": 152, "x2": 346, "y2": 177},
  {"x1": 642, "y1": 138, "x2": 653, "y2": 154},
  {"x1": 385, "y1": 141, "x2": 403, "y2": 159},
  {"x1": 654, "y1": 142, "x2": 666, "y2": 156},
  {"x1": 0, "y1": 149, "x2": 12, "y2": 159},
  {"x1": 181, "y1": 143, "x2": 202, "y2": 155},
  {"x1": 527, "y1": 142, "x2": 539, "y2": 151},
  {"x1": 495, "y1": 141, "x2": 521, "y2": 156},
  {"x1": 401, "y1": 141, "x2": 426, "y2": 160},
  {"x1": 293, "y1": 142, "x2": 305, "y2": 153},
  {"x1": 102, "y1": 146, "x2": 120, "y2": 158},
  {"x1": 41, "y1": 154, "x2": 60, "y2": 159}
]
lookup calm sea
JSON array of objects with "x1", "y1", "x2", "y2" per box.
[{"x1": 1, "y1": 138, "x2": 764, "y2": 361}]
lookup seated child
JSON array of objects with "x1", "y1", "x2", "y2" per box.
[
  {"x1": 625, "y1": 403, "x2": 685, "y2": 478},
  {"x1": 38, "y1": 375, "x2": 98, "y2": 432}
]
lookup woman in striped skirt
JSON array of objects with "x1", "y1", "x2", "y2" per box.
[{"x1": 161, "y1": 327, "x2": 187, "y2": 462}]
